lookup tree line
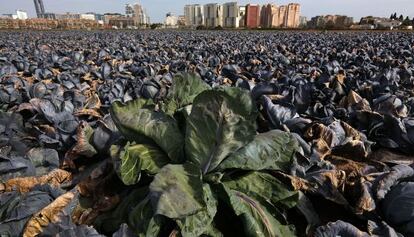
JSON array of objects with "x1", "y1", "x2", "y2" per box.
[{"x1": 390, "y1": 13, "x2": 413, "y2": 26}]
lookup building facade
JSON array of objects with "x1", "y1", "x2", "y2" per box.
[
  {"x1": 299, "y1": 16, "x2": 307, "y2": 27},
  {"x1": 260, "y1": 4, "x2": 280, "y2": 28},
  {"x1": 184, "y1": 4, "x2": 204, "y2": 27},
  {"x1": 108, "y1": 16, "x2": 135, "y2": 29},
  {"x1": 103, "y1": 13, "x2": 123, "y2": 25},
  {"x1": 177, "y1": 15, "x2": 186, "y2": 26},
  {"x1": 204, "y1": 4, "x2": 223, "y2": 28},
  {"x1": 184, "y1": 5, "x2": 194, "y2": 26},
  {"x1": 80, "y1": 14, "x2": 96, "y2": 21},
  {"x1": 309, "y1": 15, "x2": 353, "y2": 29},
  {"x1": 223, "y1": 2, "x2": 240, "y2": 28},
  {"x1": 16, "y1": 10, "x2": 28, "y2": 20},
  {"x1": 277, "y1": 5, "x2": 287, "y2": 28},
  {"x1": 125, "y1": 4, "x2": 134, "y2": 17},
  {"x1": 42, "y1": 13, "x2": 56, "y2": 19},
  {"x1": 181, "y1": 2, "x2": 300, "y2": 29},
  {"x1": 33, "y1": 0, "x2": 45, "y2": 18},
  {"x1": 245, "y1": 4, "x2": 260, "y2": 28},
  {"x1": 56, "y1": 13, "x2": 81, "y2": 20},
  {"x1": 165, "y1": 12, "x2": 178, "y2": 28},
  {"x1": 239, "y1": 6, "x2": 246, "y2": 27},
  {"x1": 132, "y1": 3, "x2": 150, "y2": 26},
  {"x1": 285, "y1": 3, "x2": 300, "y2": 28}
]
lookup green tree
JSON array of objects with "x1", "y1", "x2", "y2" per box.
[
  {"x1": 399, "y1": 14, "x2": 404, "y2": 21},
  {"x1": 403, "y1": 16, "x2": 412, "y2": 26}
]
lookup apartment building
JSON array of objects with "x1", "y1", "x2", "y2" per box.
[
  {"x1": 223, "y1": 2, "x2": 240, "y2": 28},
  {"x1": 285, "y1": 3, "x2": 300, "y2": 28},
  {"x1": 204, "y1": 3, "x2": 223, "y2": 27},
  {"x1": 245, "y1": 4, "x2": 260, "y2": 28},
  {"x1": 184, "y1": 4, "x2": 205, "y2": 27}
]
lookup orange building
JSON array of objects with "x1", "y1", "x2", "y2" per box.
[
  {"x1": 278, "y1": 5, "x2": 287, "y2": 27},
  {"x1": 285, "y1": 3, "x2": 300, "y2": 28}
]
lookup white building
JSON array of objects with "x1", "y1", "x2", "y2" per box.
[
  {"x1": 15, "y1": 10, "x2": 28, "y2": 20},
  {"x1": 223, "y1": 2, "x2": 240, "y2": 28},
  {"x1": 165, "y1": 12, "x2": 178, "y2": 28},
  {"x1": 80, "y1": 13, "x2": 96, "y2": 21},
  {"x1": 204, "y1": 3, "x2": 223, "y2": 28},
  {"x1": 184, "y1": 4, "x2": 204, "y2": 27}
]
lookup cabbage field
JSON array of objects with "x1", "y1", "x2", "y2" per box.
[{"x1": 0, "y1": 31, "x2": 413, "y2": 237}]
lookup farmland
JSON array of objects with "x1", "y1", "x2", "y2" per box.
[{"x1": 0, "y1": 31, "x2": 413, "y2": 237}]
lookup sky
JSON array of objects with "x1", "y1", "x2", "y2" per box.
[{"x1": 1, "y1": 0, "x2": 414, "y2": 23}]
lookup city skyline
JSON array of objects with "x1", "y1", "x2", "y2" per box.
[{"x1": 1, "y1": 0, "x2": 414, "y2": 23}]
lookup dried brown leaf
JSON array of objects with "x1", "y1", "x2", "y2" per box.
[
  {"x1": 23, "y1": 190, "x2": 77, "y2": 237},
  {"x1": 0, "y1": 169, "x2": 72, "y2": 193},
  {"x1": 74, "y1": 109, "x2": 102, "y2": 118}
]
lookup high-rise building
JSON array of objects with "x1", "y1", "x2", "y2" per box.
[
  {"x1": 260, "y1": 4, "x2": 280, "y2": 28},
  {"x1": 184, "y1": 5, "x2": 193, "y2": 26},
  {"x1": 184, "y1": 4, "x2": 204, "y2": 27},
  {"x1": 133, "y1": 3, "x2": 149, "y2": 26},
  {"x1": 278, "y1": 5, "x2": 287, "y2": 27},
  {"x1": 245, "y1": 4, "x2": 260, "y2": 28},
  {"x1": 223, "y1": 2, "x2": 240, "y2": 28},
  {"x1": 204, "y1": 3, "x2": 223, "y2": 28},
  {"x1": 285, "y1": 3, "x2": 300, "y2": 28},
  {"x1": 33, "y1": 0, "x2": 45, "y2": 18},
  {"x1": 239, "y1": 6, "x2": 246, "y2": 27},
  {"x1": 124, "y1": 3, "x2": 150, "y2": 26}
]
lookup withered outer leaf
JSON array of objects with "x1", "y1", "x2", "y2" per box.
[
  {"x1": 306, "y1": 121, "x2": 369, "y2": 160},
  {"x1": 325, "y1": 155, "x2": 378, "y2": 215},
  {"x1": 306, "y1": 170, "x2": 348, "y2": 205},
  {"x1": 354, "y1": 178, "x2": 376, "y2": 214},
  {"x1": 0, "y1": 169, "x2": 72, "y2": 193},
  {"x1": 339, "y1": 90, "x2": 371, "y2": 112},
  {"x1": 272, "y1": 171, "x2": 313, "y2": 192},
  {"x1": 84, "y1": 93, "x2": 101, "y2": 110},
  {"x1": 23, "y1": 189, "x2": 78, "y2": 237},
  {"x1": 273, "y1": 170, "x2": 349, "y2": 205},
  {"x1": 65, "y1": 121, "x2": 98, "y2": 168},
  {"x1": 305, "y1": 123, "x2": 335, "y2": 147},
  {"x1": 74, "y1": 108, "x2": 102, "y2": 118},
  {"x1": 325, "y1": 156, "x2": 367, "y2": 176},
  {"x1": 305, "y1": 123, "x2": 334, "y2": 159}
]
